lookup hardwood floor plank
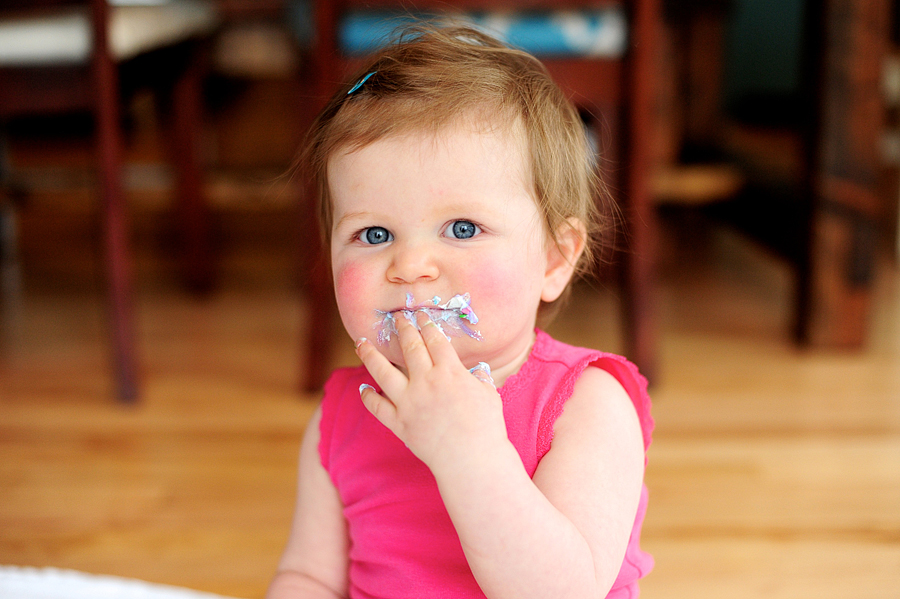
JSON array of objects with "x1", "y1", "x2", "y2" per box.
[{"x1": 642, "y1": 538, "x2": 900, "y2": 599}]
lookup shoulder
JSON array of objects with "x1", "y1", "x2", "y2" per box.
[
  {"x1": 529, "y1": 331, "x2": 639, "y2": 405},
  {"x1": 554, "y1": 367, "x2": 642, "y2": 452},
  {"x1": 534, "y1": 338, "x2": 645, "y2": 476},
  {"x1": 529, "y1": 329, "x2": 601, "y2": 368},
  {"x1": 529, "y1": 331, "x2": 653, "y2": 451},
  {"x1": 536, "y1": 330, "x2": 654, "y2": 451}
]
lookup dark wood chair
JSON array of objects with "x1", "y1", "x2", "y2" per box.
[
  {"x1": 297, "y1": 0, "x2": 661, "y2": 390},
  {"x1": 663, "y1": 0, "x2": 892, "y2": 349},
  {"x1": 0, "y1": 0, "x2": 218, "y2": 401}
]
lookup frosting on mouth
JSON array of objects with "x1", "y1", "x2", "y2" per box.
[{"x1": 373, "y1": 293, "x2": 483, "y2": 344}]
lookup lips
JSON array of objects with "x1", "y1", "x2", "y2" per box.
[
  {"x1": 373, "y1": 293, "x2": 482, "y2": 344},
  {"x1": 388, "y1": 292, "x2": 440, "y2": 314}
]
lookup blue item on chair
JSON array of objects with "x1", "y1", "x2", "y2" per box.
[{"x1": 336, "y1": 8, "x2": 628, "y2": 57}]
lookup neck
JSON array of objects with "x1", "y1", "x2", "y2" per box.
[{"x1": 485, "y1": 329, "x2": 537, "y2": 389}]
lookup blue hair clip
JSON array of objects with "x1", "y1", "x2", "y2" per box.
[{"x1": 347, "y1": 71, "x2": 376, "y2": 95}]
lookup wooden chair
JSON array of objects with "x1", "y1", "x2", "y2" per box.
[
  {"x1": 297, "y1": 0, "x2": 661, "y2": 390},
  {"x1": 0, "y1": 0, "x2": 218, "y2": 401},
  {"x1": 662, "y1": 0, "x2": 891, "y2": 349}
]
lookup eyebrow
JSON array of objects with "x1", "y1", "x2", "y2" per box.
[
  {"x1": 332, "y1": 210, "x2": 375, "y2": 230},
  {"x1": 332, "y1": 199, "x2": 497, "y2": 231}
]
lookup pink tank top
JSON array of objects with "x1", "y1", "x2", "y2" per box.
[{"x1": 319, "y1": 329, "x2": 654, "y2": 599}]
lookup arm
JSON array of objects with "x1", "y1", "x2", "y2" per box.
[
  {"x1": 439, "y1": 366, "x2": 645, "y2": 598},
  {"x1": 266, "y1": 407, "x2": 350, "y2": 599},
  {"x1": 356, "y1": 316, "x2": 645, "y2": 599}
]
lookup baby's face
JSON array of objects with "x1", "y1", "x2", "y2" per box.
[{"x1": 328, "y1": 120, "x2": 560, "y2": 378}]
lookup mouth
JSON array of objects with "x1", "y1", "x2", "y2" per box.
[{"x1": 373, "y1": 293, "x2": 482, "y2": 344}]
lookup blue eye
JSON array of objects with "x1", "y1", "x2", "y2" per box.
[
  {"x1": 360, "y1": 227, "x2": 393, "y2": 245},
  {"x1": 446, "y1": 220, "x2": 481, "y2": 240}
]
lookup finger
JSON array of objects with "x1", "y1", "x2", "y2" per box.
[
  {"x1": 395, "y1": 313, "x2": 434, "y2": 373},
  {"x1": 415, "y1": 310, "x2": 462, "y2": 366},
  {"x1": 355, "y1": 337, "x2": 408, "y2": 399},
  {"x1": 468, "y1": 362, "x2": 496, "y2": 388},
  {"x1": 358, "y1": 383, "x2": 398, "y2": 432}
]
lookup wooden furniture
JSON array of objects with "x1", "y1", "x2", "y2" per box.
[
  {"x1": 663, "y1": 0, "x2": 892, "y2": 348},
  {"x1": 0, "y1": 0, "x2": 218, "y2": 401},
  {"x1": 298, "y1": 0, "x2": 661, "y2": 390},
  {"x1": 799, "y1": 0, "x2": 891, "y2": 346}
]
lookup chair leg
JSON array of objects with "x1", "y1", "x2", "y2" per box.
[
  {"x1": 298, "y1": 167, "x2": 334, "y2": 392},
  {"x1": 301, "y1": 242, "x2": 335, "y2": 393},
  {"x1": 1, "y1": 132, "x2": 23, "y2": 339},
  {"x1": 1, "y1": 200, "x2": 23, "y2": 343},
  {"x1": 297, "y1": 58, "x2": 337, "y2": 393},
  {"x1": 621, "y1": 0, "x2": 661, "y2": 384},
  {"x1": 170, "y1": 42, "x2": 213, "y2": 294},
  {"x1": 101, "y1": 172, "x2": 139, "y2": 402},
  {"x1": 93, "y1": 4, "x2": 139, "y2": 402}
]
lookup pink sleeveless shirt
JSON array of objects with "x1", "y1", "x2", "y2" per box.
[{"x1": 319, "y1": 329, "x2": 654, "y2": 599}]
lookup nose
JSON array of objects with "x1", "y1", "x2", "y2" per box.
[{"x1": 386, "y1": 241, "x2": 440, "y2": 284}]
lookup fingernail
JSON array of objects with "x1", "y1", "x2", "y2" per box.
[
  {"x1": 469, "y1": 362, "x2": 495, "y2": 387},
  {"x1": 355, "y1": 337, "x2": 367, "y2": 350},
  {"x1": 359, "y1": 383, "x2": 375, "y2": 395}
]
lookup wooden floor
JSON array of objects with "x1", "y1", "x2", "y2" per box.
[{"x1": 2, "y1": 188, "x2": 899, "y2": 598}]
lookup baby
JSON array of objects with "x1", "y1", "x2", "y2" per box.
[{"x1": 268, "y1": 23, "x2": 654, "y2": 599}]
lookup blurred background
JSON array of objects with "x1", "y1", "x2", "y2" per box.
[{"x1": 1, "y1": 1, "x2": 898, "y2": 598}]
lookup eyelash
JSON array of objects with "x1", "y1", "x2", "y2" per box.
[
  {"x1": 443, "y1": 220, "x2": 482, "y2": 240},
  {"x1": 351, "y1": 219, "x2": 484, "y2": 245},
  {"x1": 354, "y1": 226, "x2": 392, "y2": 245}
]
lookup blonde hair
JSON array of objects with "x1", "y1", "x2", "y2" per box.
[{"x1": 299, "y1": 23, "x2": 613, "y2": 308}]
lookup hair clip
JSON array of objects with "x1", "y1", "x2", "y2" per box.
[{"x1": 347, "y1": 71, "x2": 376, "y2": 95}]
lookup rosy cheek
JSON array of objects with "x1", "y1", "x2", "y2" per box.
[
  {"x1": 333, "y1": 262, "x2": 375, "y2": 332},
  {"x1": 334, "y1": 263, "x2": 367, "y2": 305},
  {"x1": 462, "y1": 260, "x2": 520, "y2": 308}
]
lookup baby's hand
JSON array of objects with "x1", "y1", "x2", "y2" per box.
[{"x1": 355, "y1": 311, "x2": 508, "y2": 471}]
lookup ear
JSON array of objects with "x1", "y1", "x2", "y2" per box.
[{"x1": 541, "y1": 217, "x2": 587, "y2": 303}]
